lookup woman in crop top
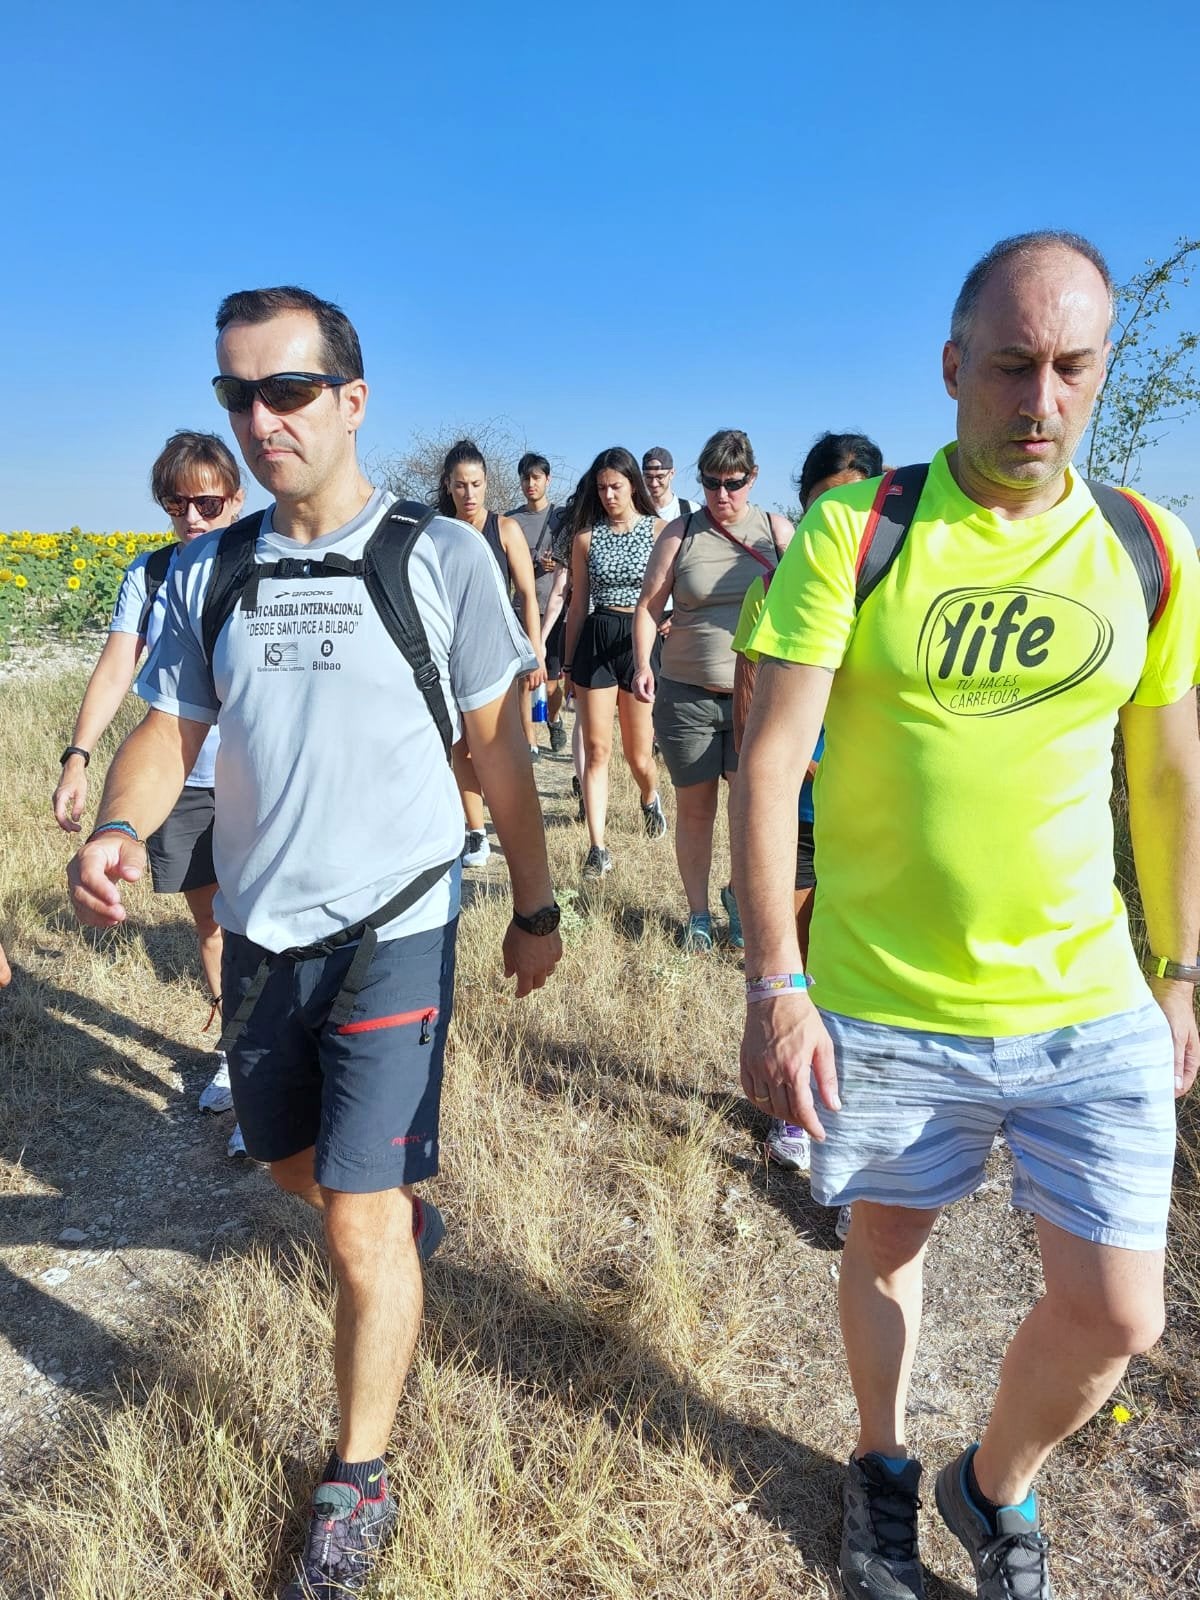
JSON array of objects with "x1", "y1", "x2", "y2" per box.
[
  {"x1": 439, "y1": 439, "x2": 546, "y2": 869},
  {"x1": 632, "y1": 429, "x2": 793, "y2": 949},
  {"x1": 564, "y1": 447, "x2": 669, "y2": 880}
]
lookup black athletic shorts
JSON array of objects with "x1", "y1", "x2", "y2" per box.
[
  {"x1": 221, "y1": 917, "x2": 458, "y2": 1192},
  {"x1": 543, "y1": 611, "x2": 566, "y2": 680},
  {"x1": 796, "y1": 819, "x2": 816, "y2": 892},
  {"x1": 147, "y1": 786, "x2": 216, "y2": 894},
  {"x1": 572, "y1": 607, "x2": 660, "y2": 692}
]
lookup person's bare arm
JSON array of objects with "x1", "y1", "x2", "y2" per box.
[
  {"x1": 630, "y1": 519, "x2": 684, "y2": 702},
  {"x1": 731, "y1": 658, "x2": 839, "y2": 1136},
  {"x1": 732, "y1": 653, "x2": 758, "y2": 752},
  {"x1": 563, "y1": 530, "x2": 592, "y2": 677},
  {"x1": 500, "y1": 515, "x2": 546, "y2": 687},
  {"x1": 768, "y1": 511, "x2": 795, "y2": 556},
  {"x1": 541, "y1": 562, "x2": 569, "y2": 639},
  {"x1": 1120, "y1": 689, "x2": 1200, "y2": 1095},
  {"x1": 67, "y1": 708, "x2": 208, "y2": 927},
  {"x1": 463, "y1": 682, "x2": 562, "y2": 996},
  {"x1": 53, "y1": 630, "x2": 144, "y2": 831}
]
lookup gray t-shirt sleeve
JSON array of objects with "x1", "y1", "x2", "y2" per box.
[
  {"x1": 134, "y1": 538, "x2": 222, "y2": 725},
  {"x1": 432, "y1": 518, "x2": 538, "y2": 710},
  {"x1": 109, "y1": 553, "x2": 150, "y2": 635}
]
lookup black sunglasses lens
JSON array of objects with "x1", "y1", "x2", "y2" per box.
[
  {"x1": 258, "y1": 376, "x2": 325, "y2": 414},
  {"x1": 163, "y1": 494, "x2": 226, "y2": 518},
  {"x1": 213, "y1": 376, "x2": 253, "y2": 413}
]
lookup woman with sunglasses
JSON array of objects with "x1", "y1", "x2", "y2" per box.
[
  {"x1": 564, "y1": 447, "x2": 669, "y2": 879},
  {"x1": 53, "y1": 431, "x2": 247, "y2": 1152},
  {"x1": 438, "y1": 439, "x2": 546, "y2": 868},
  {"x1": 632, "y1": 429, "x2": 792, "y2": 949}
]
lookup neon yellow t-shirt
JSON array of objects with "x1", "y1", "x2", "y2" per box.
[{"x1": 745, "y1": 445, "x2": 1200, "y2": 1034}]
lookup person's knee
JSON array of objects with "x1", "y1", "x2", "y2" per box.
[
  {"x1": 270, "y1": 1146, "x2": 318, "y2": 1198},
  {"x1": 850, "y1": 1202, "x2": 939, "y2": 1276},
  {"x1": 323, "y1": 1186, "x2": 415, "y2": 1284},
  {"x1": 584, "y1": 737, "x2": 611, "y2": 766},
  {"x1": 1045, "y1": 1277, "x2": 1165, "y2": 1358}
]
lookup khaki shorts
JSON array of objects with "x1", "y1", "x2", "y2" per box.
[{"x1": 652, "y1": 675, "x2": 737, "y2": 787}]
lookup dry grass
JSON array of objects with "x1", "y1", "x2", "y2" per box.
[{"x1": 0, "y1": 672, "x2": 1197, "y2": 1599}]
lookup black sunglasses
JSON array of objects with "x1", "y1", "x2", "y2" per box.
[
  {"x1": 161, "y1": 493, "x2": 230, "y2": 519},
  {"x1": 211, "y1": 371, "x2": 348, "y2": 415},
  {"x1": 700, "y1": 472, "x2": 752, "y2": 493}
]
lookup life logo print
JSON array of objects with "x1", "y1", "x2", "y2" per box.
[{"x1": 917, "y1": 586, "x2": 1113, "y2": 716}]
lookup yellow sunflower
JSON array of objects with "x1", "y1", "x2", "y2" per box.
[
  {"x1": 73, "y1": 557, "x2": 87, "y2": 571},
  {"x1": 66, "y1": 575, "x2": 81, "y2": 591}
]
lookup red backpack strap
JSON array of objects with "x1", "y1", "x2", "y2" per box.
[
  {"x1": 1086, "y1": 481, "x2": 1172, "y2": 627},
  {"x1": 854, "y1": 464, "x2": 930, "y2": 607}
]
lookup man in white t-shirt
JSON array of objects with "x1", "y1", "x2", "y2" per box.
[
  {"x1": 68, "y1": 286, "x2": 563, "y2": 1600},
  {"x1": 642, "y1": 446, "x2": 697, "y2": 523}
]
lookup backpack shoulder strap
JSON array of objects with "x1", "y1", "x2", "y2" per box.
[
  {"x1": 1086, "y1": 481, "x2": 1171, "y2": 627},
  {"x1": 854, "y1": 463, "x2": 930, "y2": 608},
  {"x1": 138, "y1": 541, "x2": 179, "y2": 633},
  {"x1": 362, "y1": 501, "x2": 455, "y2": 762},
  {"x1": 200, "y1": 511, "x2": 267, "y2": 671}
]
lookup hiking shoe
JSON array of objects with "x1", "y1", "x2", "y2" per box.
[
  {"x1": 462, "y1": 829, "x2": 491, "y2": 868},
  {"x1": 528, "y1": 743, "x2": 541, "y2": 761},
  {"x1": 642, "y1": 792, "x2": 668, "y2": 839},
  {"x1": 719, "y1": 883, "x2": 744, "y2": 949},
  {"x1": 935, "y1": 1446, "x2": 1051, "y2": 1599},
  {"x1": 836, "y1": 1204, "x2": 853, "y2": 1243},
  {"x1": 412, "y1": 1195, "x2": 445, "y2": 1263},
  {"x1": 766, "y1": 1119, "x2": 811, "y2": 1170},
  {"x1": 281, "y1": 1480, "x2": 397, "y2": 1599},
  {"x1": 839, "y1": 1452, "x2": 925, "y2": 1600},
  {"x1": 680, "y1": 912, "x2": 714, "y2": 952},
  {"x1": 226, "y1": 1123, "x2": 247, "y2": 1159},
  {"x1": 198, "y1": 1053, "x2": 234, "y2": 1114},
  {"x1": 581, "y1": 845, "x2": 613, "y2": 880},
  {"x1": 549, "y1": 718, "x2": 568, "y2": 753}
]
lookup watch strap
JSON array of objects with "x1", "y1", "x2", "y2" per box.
[
  {"x1": 1150, "y1": 955, "x2": 1200, "y2": 983},
  {"x1": 512, "y1": 902, "x2": 561, "y2": 936},
  {"x1": 61, "y1": 745, "x2": 91, "y2": 767}
]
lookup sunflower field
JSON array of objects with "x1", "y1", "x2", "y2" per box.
[{"x1": 0, "y1": 529, "x2": 173, "y2": 647}]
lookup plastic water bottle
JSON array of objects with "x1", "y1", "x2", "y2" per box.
[{"x1": 532, "y1": 683, "x2": 549, "y2": 722}]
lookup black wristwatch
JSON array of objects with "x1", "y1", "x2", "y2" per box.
[
  {"x1": 60, "y1": 745, "x2": 90, "y2": 767},
  {"x1": 1150, "y1": 956, "x2": 1200, "y2": 983},
  {"x1": 512, "y1": 902, "x2": 561, "y2": 936}
]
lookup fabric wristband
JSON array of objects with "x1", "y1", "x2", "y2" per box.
[
  {"x1": 745, "y1": 972, "x2": 812, "y2": 1003},
  {"x1": 87, "y1": 820, "x2": 143, "y2": 845}
]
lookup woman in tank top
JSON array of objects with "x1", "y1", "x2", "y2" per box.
[
  {"x1": 632, "y1": 429, "x2": 793, "y2": 949},
  {"x1": 563, "y1": 447, "x2": 669, "y2": 880},
  {"x1": 439, "y1": 439, "x2": 546, "y2": 869}
]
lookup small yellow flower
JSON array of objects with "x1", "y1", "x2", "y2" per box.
[
  {"x1": 73, "y1": 557, "x2": 87, "y2": 571},
  {"x1": 66, "y1": 575, "x2": 81, "y2": 591},
  {"x1": 1111, "y1": 1404, "x2": 1132, "y2": 1425},
  {"x1": 0, "y1": 569, "x2": 12, "y2": 583},
  {"x1": 106, "y1": 534, "x2": 119, "y2": 547},
  {"x1": 14, "y1": 574, "x2": 28, "y2": 588}
]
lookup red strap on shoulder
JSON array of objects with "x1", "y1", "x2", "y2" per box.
[
  {"x1": 855, "y1": 470, "x2": 897, "y2": 581},
  {"x1": 1116, "y1": 488, "x2": 1172, "y2": 627}
]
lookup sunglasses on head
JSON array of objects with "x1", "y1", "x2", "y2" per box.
[
  {"x1": 211, "y1": 371, "x2": 348, "y2": 415},
  {"x1": 700, "y1": 471, "x2": 752, "y2": 493},
  {"x1": 161, "y1": 492, "x2": 230, "y2": 519}
]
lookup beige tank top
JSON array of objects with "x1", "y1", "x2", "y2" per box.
[{"x1": 660, "y1": 506, "x2": 777, "y2": 691}]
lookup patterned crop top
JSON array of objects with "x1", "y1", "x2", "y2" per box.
[{"x1": 587, "y1": 516, "x2": 657, "y2": 608}]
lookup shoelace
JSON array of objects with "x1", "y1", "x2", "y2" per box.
[
  {"x1": 861, "y1": 1467, "x2": 921, "y2": 1561},
  {"x1": 979, "y1": 1527, "x2": 1050, "y2": 1597}
]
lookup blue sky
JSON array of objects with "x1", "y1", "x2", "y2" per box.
[{"x1": 3, "y1": 0, "x2": 1198, "y2": 530}]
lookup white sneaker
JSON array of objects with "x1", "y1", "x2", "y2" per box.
[
  {"x1": 835, "y1": 1204, "x2": 852, "y2": 1243},
  {"x1": 198, "y1": 1053, "x2": 234, "y2": 1114},
  {"x1": 766, "y1": 1119, "x2": 811, "y2": 1171},
  {"x1": 462, "y1": 829, "x2": 491, "y2": 868},
  {"x1": 226, "y1": 1123, "x2": 247, "y2": 1159}
]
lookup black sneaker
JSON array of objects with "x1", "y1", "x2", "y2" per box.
[
  {"x1": 581, "y1": 844, "x2": 613, "y2": 880},
  {"x1": 839, "y1": 1453, "x2": 925, "y2": 1600},
  {"x1": 281, "y1": 1480, "x2": 397, "y2": 1599},
  {"x1": 641, "y1": 793, "x2": 668, "y2": 839},
  {"x1": 549, "y1": 718, "x2": 568, "y2": 753},
  {"x1": 412, "y1": 1195, "x2": 445, "y2": 1263},
  {"x1": 935, "y1": 1447, "x2": 1051, "y2": 1599}
]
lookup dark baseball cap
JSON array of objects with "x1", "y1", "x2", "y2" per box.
[{"x1": 642, "y1": 447, "x2": 673, "y2": 470}]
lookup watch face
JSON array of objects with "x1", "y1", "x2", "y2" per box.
[{"x1": 519, "y1": 905, "x2": 561, "y2": 936}]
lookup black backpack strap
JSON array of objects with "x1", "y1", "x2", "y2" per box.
[
  {"x1": 137, "y1": 542, "x2": 179, "y2": 634},
  {"x1": 200, "y1": 510, "x2": 267, "y2": 675},
  {"x1": 1086, "y1": 481, "x2": 1171, "y2": 626},
  {"x1": 362, "y1": 501, "x2": 455, "y2": 761},
  {"x1": 854, "y1": 463, "x2": 930, "y2": 608}
]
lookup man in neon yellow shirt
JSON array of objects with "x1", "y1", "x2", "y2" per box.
[{"x1": 735, "y1": 231, "x2": 1200, "y2": 1600}]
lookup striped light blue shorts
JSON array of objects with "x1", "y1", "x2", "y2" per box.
[{"x1": 812, "y1": 1002, "x2": 1176, "y2": 1250}]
